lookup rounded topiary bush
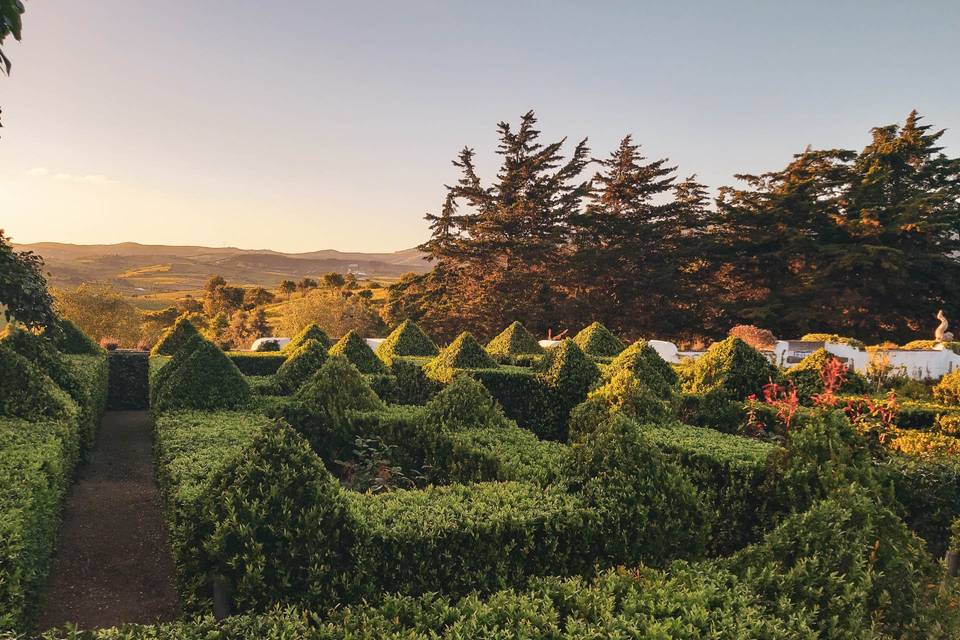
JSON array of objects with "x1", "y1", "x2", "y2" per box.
[
  {"x1": 375, "y1": 320, "x2": 439, "y2": 363},
  {"x1": 151, "y1": 336, "x2": 251, "y2": 411},
  {"x1": 329, "y1": 331, "x2": 386, "y2": 374},
  {"x1": 424, "y1": 332, "x2": 499, "y2": 382},
  {"x1": 180, "y1": 420, "x2": 359, "y2": 612},
  {"x1": 0, "y1": 344, "x2": 78, "y2": 422},
  {"x1": 275, "y1": 338, "x2": 328, "y2": 393},
  {"x1": 573, "y1": 322, "x2": 625, "y2": 357},
  {"x1": 933, "y1": 369, "x2": 960, "y2": 406},
  {"x1": 151, "y1": 316, "x2": 201, "y2": 356},
  {"x1": 285, "y1": 323, "x2": 331, "y2": 352},
  {"x1": 731, "y1": 487, "x2": 948, "y2": 637},
  {"x1": 604, "y1": 340, "x2": 677, "y2": 398},
  {"x1": 422, "y1": 374, "x2": 508, "y2": 431},
  {"x1": 485, "y1": 321, "x2": 545, "y2": 360},
  {"x1": 47, "y1": 318, "x2": 102, "y2": 355},
  {"x1": 565, "y1": 415, "x2": 708, "y2": 565},
  {"x1": 681, "y1": 336, "x2": 777, "y2": 401}
]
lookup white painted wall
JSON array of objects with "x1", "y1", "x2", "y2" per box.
[{"x1": 774, "y1": 340, "x2": 960, "y2": 380}]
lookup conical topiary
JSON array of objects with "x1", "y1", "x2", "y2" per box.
[
  {"x1": 328, "y1": 331, "x2": 386, "y2": 374},
  {"x1": 572, "y1": 322, "x2": 625, "y2": 357},
  {"x1": 275, "y1": 338, "x2": 328, "y2": 393},
  {"x1": 424, "y1": 332, "x2": 499, "y2": 382},
  {"x1": 285, "y1": 323, "x2": 331, "y2": 352},
  {"x1": 180, "y1": 420, "x2": 359, "y2": 611},
  {"x1": 604, "y1": 340, "x2": 677, "y2": 399},
  {"x1": 151, "y1": 336, "x2": 251, "y2": 411},
  {"x1": 1, "y1": 325, "x2": 86, "y2": 405},
  {"x1": 0, "y1": 344, "x2": 78, "y2": 422},
  {"x1": 47, "y1": 319, "x2": 102, "y2": 355},
  {"x1": 375, "y1": 320, "x2": 439, "y2": 362},
  {"x1": 485, "y1": 321, "x2": 545, "y2": 359},
  {"x1": 296, "y1": 356, "x2": 385, "y2": 415},
  {"x1": 151, "y1": 316, "x2": 201, "y2": 356},
  {"x1": 534, "y1": 339, "x2": 600, "y2": 440},
  {"x1": 422, "y1": 374, "x2": 508, "y2": 431},
  {"x1": 681, "y1": 336, "x2": 777, "y2": 400}
]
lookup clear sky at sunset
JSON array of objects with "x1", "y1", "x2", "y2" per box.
[{"x1": 1, "y1": 1, "x2": 958, "y2": 253}]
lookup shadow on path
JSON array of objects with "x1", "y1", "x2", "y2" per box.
[{"x1": 36, "y1": 410, "x2": 180, "y2": 631}]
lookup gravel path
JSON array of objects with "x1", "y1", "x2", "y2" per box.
[{"x1": 36, "y1": 410, "x2": 181, "y2": 631}]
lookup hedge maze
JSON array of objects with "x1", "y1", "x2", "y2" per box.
[{"x1": 5, "y1": 318, "x2": 960, "y2": 637}]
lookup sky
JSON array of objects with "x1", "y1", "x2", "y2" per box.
[{"x1": 1, "y1": 1, "x2": 958, "y2": 253}]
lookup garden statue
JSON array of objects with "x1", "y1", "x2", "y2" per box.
[{"x1": 936, "y1": 310, "x2": 954, "y2": 342}]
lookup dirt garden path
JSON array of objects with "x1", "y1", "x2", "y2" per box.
[{"x1": 36, "y1": 411, "x2": 181, "y2": 631}]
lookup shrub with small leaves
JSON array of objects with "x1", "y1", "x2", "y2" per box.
[
  {"x1": 572, "y1": 322, "x2": 625, "y2": 357},
  {"x1": 682, "y1": 336, "x2": 777, "y2": 401},
  {"x1": 375, "y1": 320, "x2": 438, "y2": 363},
  {"x1": 424, "y1": 332, "x2": 499, "y2": 382},
  {"x1": 46, "y1": 319, "x2": 102, "y2": 355},
  {"x1": 604, "y1": 340, "x2": 677, "y2": 398},
  {"x1": 284, "y1": 323, "x2": 331, "y2": 351},
  {"x1": 933, "y1": 369, "x2": 960, "y2": 406},
  {"x1": 151, "y1": 336, "x2": 251, "y2": 411},
  {"x1": 565, "y1": 414, "x2": 708, "y2": 565},
  {"x1": 179, "y1": 421, "x2": 359, "y2": 612},
  {"x1": 275, "y1": 338, "x2": 328, "y2": 393},
  {"x1": 534, "y1": 339, "x2": 600, "y2": 439},
  {"x1": 329, "y1": 331, "x2": 387, "y2": 374},
  {"x1": 421, "y1": 374, "x2": 509, "y2": 431},
  {"x1": 588, "y1": 370, "x2": 672, "y2": 424},
  {"x1": 150, "y1": 316, "x2": 200, "y2": 356},
  {"x1": 485, "y1": 321, "x2": 545, "y2": 360},
  {"x1": 0, "y1": 344, "x2": 77, "y2": 421},
  {"x1": 0, "y1": 325, "x2": 87, "y2": 408}
]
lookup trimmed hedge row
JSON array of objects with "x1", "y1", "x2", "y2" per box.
[
  {"x1": 106, "y1": 350, "x2": 149, "y2": 410},
  {"x1": 227, "y1": 351, "x2": 287, "y2": 376},
  {"x1": 640, "y1": 421, "x2": 779, "y2": 554},
  {"x1": 0, "y1": 348, "x2": 108, "y2": 634},
  {"x1": 153, "y1": 410, "x2": 707, "y2": 614}
]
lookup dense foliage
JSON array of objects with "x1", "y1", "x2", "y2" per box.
[
  {"x1": 0, "y1": 230, "x2": 55, "y2": 329},
  {"x1": 151, "y1": 316, "x2": 201, "y2": 356},
  {"x1": 151, "y1": 336, "x2": 251, "y2": 411},
  {"x1": 329, "y1": 330, "x2": 387, "y2": 374},
  {"x1": 485, "y1": 321, "x2": 544, "y2": 361},
  {"x1": 275, "y1": 338, "x2": 328, "y2": 393},
  {"x1": 386, "y1": 111, "x2": 960, "y2": 345},
  {"x1": 375, "y1": 320, "x2": 438, "y2": 363},
  {"x1": 572, "y1": 321, "x2": 624, "y2": 357}
]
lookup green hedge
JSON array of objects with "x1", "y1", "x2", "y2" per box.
[
  {"x1": 151, "y1": 337, "x2": 251, "y2": 411},
  {"x1": 157, "y1": 411, "x2": 707, "y2": 614},
  {"x1": 0, "y1": 350, "x2": 107, "y2": 634},
  {"x1": 32, "y1": 565, "x2": 820, "y2": 639},
  {"x1": 640, "y1": 421, "x2": 779, "y2": 554},
  {"x1": 107, "y1": 350, "x2": 149, "y2": 410},
  {"x1": 227, "y1": 351, "x2": 287, "y2": 376},
  {"x1": 884, "y1": 454, "x2": 960, "y2": 557}
]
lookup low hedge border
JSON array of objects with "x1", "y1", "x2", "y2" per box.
[{"x1": 106, "y1": 350, "x2": 149, "y2": 410}]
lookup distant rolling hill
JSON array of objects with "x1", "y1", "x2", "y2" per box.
[{"x1": 14, "y1": 241, "x2": 431, "y2": 294}]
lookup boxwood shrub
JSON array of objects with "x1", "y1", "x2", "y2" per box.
[
  {"x1": 47, "y1": 318, "x2": 102, "y2": 355},
  {"x1": 485, "y1": 321, "x2": 544, "y2": 361},
  {"x1": 151, "y1": 316, "x2": 200, "y2": 355},
  {"x1": 106, "y1": 350, "x2": 149, "y2": 411},
  {"x1": 151, "y1": 336, "x2": 251, "y2": 411},
  {"x1": 275, "y1": 338, "x2": 327, "y2": 393},
  {"x1": 375, "y1": 320, "x2": 438, "y2": 363},
  {"x1": 533, "y1": 339, "x2": 600, "y2": 440},
  {"x1": 424, "y1": 332, "x2": 499, "y2": 382},
  {"x1": 329, "y1": 330, "x2": 387, "y2": 374},
  {"x1": 933, "y1": 369, "x2": 960, "y2": 406},
  {"x1": 604, "y1": 339, "x2": 677, "y2": 398},
  {"x1": 681, "y1": 336, "x2": 778, "y2": 401},
  {"x1": 572, "y1": 321, "x2": 625, "y2": 357},
  {"x1": 0, "y1": 344, "x2": 77, "y2": 422},
  {"x1": 284, "y1": 323, "x2": 331, "y2": 351},
  {"x1": 227, "y1": 352, "x2": 287, "y2": 376}
]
